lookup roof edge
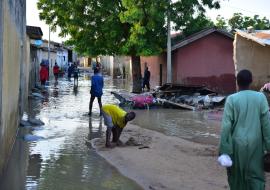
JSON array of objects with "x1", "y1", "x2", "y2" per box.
[{"x1": 171, "y1": 28, "x2": 233, "y2": 51}]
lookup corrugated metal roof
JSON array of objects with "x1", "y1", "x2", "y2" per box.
[
  {"x1": 236, "y1": 29, "x2": 270, "y2": 46},
  {"x1": 26, "y1": 26, "x2": 43, "y2": 40}
]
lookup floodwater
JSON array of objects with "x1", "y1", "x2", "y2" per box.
[
  {"x1": 0, "y1": 73, "x2": 141, "y2": 190},
  {"x1": 132, "y1": 109, "x2": 221, "y2": 145},
  {"x1": 0, "y1": 72, "x2": 222, "y2": 190}
]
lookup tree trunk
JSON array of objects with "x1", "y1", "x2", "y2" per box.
[{"x1": 131, "y1": 55, "x2": 142, "y2": 93}]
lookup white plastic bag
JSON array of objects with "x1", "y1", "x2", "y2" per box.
[{"x1": 217, "y1": 154, "x2": 233, "y2": 167}]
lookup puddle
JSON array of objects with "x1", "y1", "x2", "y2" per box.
[
  {"x1": 0, "y1": 73, "x2": 141, "y2": 190},
  {"x1": 131, "y1": 108, "x2": 221, "y2": 145}
]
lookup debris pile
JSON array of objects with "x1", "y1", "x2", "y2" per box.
[
  {"x1": 112, "y1": 83, "x2": 226, "y2": 110},
  {"x1": 154, "y1": 84, "x2": 226, "y2": 110}
]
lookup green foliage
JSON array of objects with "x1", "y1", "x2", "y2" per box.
[
  {"x1": 228, "y1": 13, "x2": 270, "y2": 31},
  {"x1": 37, "y1": 0, "x2": 221, "y2": 57},
  {"x1": 182, "y1": 14, "x2": 214, "y2": 37},
  {"x1": 119, "y1": 0, "x2": 168, "y2": 56},
  {"x1": 215, "y1": 15, "x2": 228, "y2": 30}
]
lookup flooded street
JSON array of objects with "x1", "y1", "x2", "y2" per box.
[
  {"x1": 132, "y1": 109, "x2": 221, "y2": 145},
  {"x1": 0, "y1": 72, "x2": 222, "y2": 190},
  {"x1": 0, "y1": 74, "x2": 141, "y2": 190}
]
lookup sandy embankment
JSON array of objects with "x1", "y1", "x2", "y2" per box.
[{"x1": 92, "y1": 124, "x2": 270, "y2": 190}]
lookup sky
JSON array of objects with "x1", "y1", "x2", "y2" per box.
[{"x1": 27, "y1": 0, "x2": 270, "y2": 43}]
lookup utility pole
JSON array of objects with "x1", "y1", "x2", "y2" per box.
[
  {"x1": 48, "y1": 26, "x2": 51, "y2": 68},
  {"x1": 167, "y1": 0, "x2": 172, "y2": 83}
]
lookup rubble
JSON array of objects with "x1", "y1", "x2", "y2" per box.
[
  {"x1": 28, "y1": 118, "x2": 45, "y2": 126},
  {"x1": 29, "y1": 92, "x2": 45, "y2": 99},
  {"x1": 23, "y1": 134, "x2": 44, "y2": 141},
  {"x1": 112, "y1": 83, "x2": 226, "y2": 110},
  {"x1": 20, "y1": 120, "x2": 32, "y2": 127}
]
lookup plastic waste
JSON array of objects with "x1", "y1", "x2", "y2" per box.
[{"x1": 218, "y1": 154, "x2": 233, "y2": 167}]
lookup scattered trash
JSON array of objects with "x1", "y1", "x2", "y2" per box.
[
  {"x1": 20, "y1": 120, "x2": 32, "y2": 127},
  {"x1": 29, "y1": 92, "x2": 45, "y2": 99},
  {"x1": 154, "y1": 83, "x2": 226, "y2": 110},
  {"x1": 112, "y1": 83, "x2": 226, "y2": 110},
  {"x1": 157, "y1": 98, "x2": 195, "y2": 110},
  {"x1": 131, "y1": 95, "x2": 154, "y2": 109},
  {"x1": 111, "y1": 91, "x2": 157, "y2": 109},
  {"x1": 125, "y1": 137, "x2": 142, "y2": 146},
  {"x1": 138, "y1": 146, "x2": 150, "y2": 149},
  {"x1": 28, "y1": 118, "x2": 45, "y2": 126},
  {"x1": 24, "y1": 134, "x2": 44, "y2": 141},
  {"x1": 32, "y1": 88, "x2": 41, "y2": 93},
  {"x1": 31, "y1": 126, "x2": 44, "y2": 131}
]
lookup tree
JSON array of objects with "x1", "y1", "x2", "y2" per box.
[
  {"x1": 215, "y1": 15, "x2": 228, "y2": 30},
  {"x1": 228, "y1": 13, "x2": 270, "y2": 31},
  {"x1": 182, "y1": 14, "x2": 214, "y2": 37},
  {"x1": 37, "y1": 0, "x2": 221, "y2": 92}
]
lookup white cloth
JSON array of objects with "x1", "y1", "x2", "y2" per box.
[
  {"x1": 261, "y1": 83, "x2": 270, "y2": 92},
  {"x1": 217, "y1": 154, "x2": 233, "y2": 167}
]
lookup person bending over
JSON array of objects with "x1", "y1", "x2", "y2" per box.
[{"x1": 102, "y1": 104, "x2": 136, "y2": 148}]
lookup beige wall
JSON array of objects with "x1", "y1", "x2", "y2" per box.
[
  {"x1": 234, "y1": 34, "x2": 270, "y2": 90},
  {"x1": 141, "y1": 55, "x2": 167, "y2": 88},
  {"x1": 0, "y1": 0, "x2": 26, "y2": 176},
  {"x1": 100, "y1": 56, "x2": 132, "y2": 79},
  {"x1": 79, "y1": 57, "x2": 91, "y2": 68}
]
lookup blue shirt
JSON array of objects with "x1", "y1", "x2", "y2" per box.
[{"x1": 91, "y1": 73, "x2": 104, "y2": 97}]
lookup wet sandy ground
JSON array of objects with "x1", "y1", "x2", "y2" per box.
[{"x1": 93, "y1": 124, "x2": 270, "y2": 190}]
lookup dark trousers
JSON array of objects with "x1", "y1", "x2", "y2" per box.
[
  {"x1": 74, "y1": 75, "x2": 78, "y2": 86},
  {"x1": 41, "y1": 80, "x2": 46, "y2": 86},
  {"x1": 89, "y1": 95, "x2": 102, "y2": 114},
  {"x1": 54, "y1": 73, "x2": 58, "y2": 81},
  {"x1": 143, "y1": 81, "x2": 150, "y2": 91}
]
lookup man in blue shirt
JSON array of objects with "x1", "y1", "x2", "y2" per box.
[{"x1": 89, "y1": 68, "x2": 104, "y2": 116}]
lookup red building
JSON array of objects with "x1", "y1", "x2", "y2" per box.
[{"x1": 141, "y1": 28, "x2": 236, "y2": 94}]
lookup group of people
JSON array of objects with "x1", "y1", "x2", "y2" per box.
[
  {"x1": 90, "y1": 68, "x2": 270, "y2": 188},
  {"x1": 88, "y1": 67, "x2": 270, "y2": 188},
  {"x1": 39, "y1": 61, "x2": 80, "y2": 86},
  {"x1": 39, "y1": 59, "x2": 270, "y2": 189},
  {"x1": 88, "y1": 66, "x2": 136, "y2": 148}
]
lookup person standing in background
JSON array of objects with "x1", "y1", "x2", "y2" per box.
[
  {"x1": 73, "y1": 64, "x2": 79, "y2": 86},
  {"x1": 142, "y1": 66, "x2": 151, "y2": 91},
  {"x1": 40, "y1": 64, "x2": 49, "y2": 87},
  {"x1": 88, "y1": 68, "x2": 104, "y2": 116},
  {"x1": 53, "y1": 62, "x2": 60, "y2": 82}
]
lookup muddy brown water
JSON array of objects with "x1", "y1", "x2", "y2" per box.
[
  {"x1": 0, "y1": 73, "x2": 222, "y2": 190},
  {"x1": 132, "y1": 109, "x2": 221, "y2": 145}
]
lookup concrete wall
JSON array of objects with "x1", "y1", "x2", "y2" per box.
[
  {"x1": 113, "y1": 56, "x2": 132, "y2": 79},
  {"x1": 172, "y1": 32, "x2": 235, "y2": 94},
  {"x1": 38, "y1": 50, "x2": 57, "y2": 79},
  {"x1": 141, "y1": 54, "x2": 167, "y2": 88},
  {"x1": 234, "y1": 34, "x2": 270, "y2": 90},
  {"x1": 80, "y1": 57, "x2": 92, "y2": 68},
  {"x1": 57, "y1": 50, "x2": 68, "y2": 70},
  {"x1": 100, "y1": 56, "x2": 112, "y2": 74},
  {"x1": 29, "y1": 46, "x2": 40, "y2": 89},
  {"x1": 0, "y1": 0, "x2": 26, "y2": 176},
  {"x1": 100, "y1": 56, "x2": 132, "y2": 79},
  {"x1": 142, "y1": 33, "x2": 235, "y2": 94}
]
